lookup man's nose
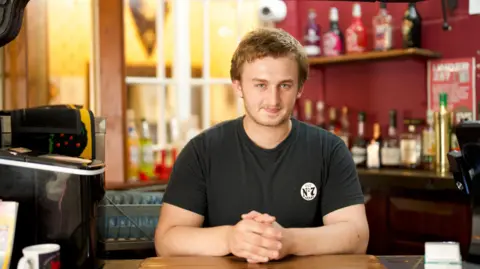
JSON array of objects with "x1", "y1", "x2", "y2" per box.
[{"x1": 266, "y1": 87, "x2": 280, "y2": 105}]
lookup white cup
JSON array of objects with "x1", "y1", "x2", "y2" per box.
[{"x1": 16, "y1": 244, "x2": 61, "y2": 269}]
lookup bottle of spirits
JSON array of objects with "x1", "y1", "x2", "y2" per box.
[
  {"x1": 304, "y1": 99, "x2": 313, "y2": 124},
  {"x1": 339, "y1": 106, "x2": 350, "y2": 147},
  {"x1": 139, "y1": 118, "x2": 155, "y2": 180},
  {"x1": 328, "y1": 107, "x2": 341, "y2": 135},
  {"x1": 346, "y1": 3, "x2": 366, "y2": 54},
  {"x1": 402, "y1": 3, "x2": 422, "y2": 48},
  {"x1": 422, "y1": 110, "x2": 436, "y2": 170},
  {"x1": 367, "y1": 123, "x2": 382, "y2": 169},
  {"x1": 400, "y1": 120, "x2": 422, "y2": 169},
  {"x1": 315, "y1": 101, "x2": 326, "y2": 129},
  {"x1": 351, "y1": 111, "x2": 367, "y2": 167},
  {"x1": 381, "y1": 110, "x2": 400, "y2": 168},
  {"x1": 323, "y1": 7, "x2": 345, "y2": 56},
  {"x1": 304, "y1": 9, "x2": 322, "y2": 57},
  {"x1": 434, "y1": 92, "x2": 451, "y2": 173},
  {"x1": 127, "y1": 110, "x2": 140, "y2": 182},
  {"x1": 372, "y1": 2, "x2": 393, "y2": 51}
]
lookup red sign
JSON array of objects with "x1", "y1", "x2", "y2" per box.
[{"x1": 427, "y1": 57, "x2": 477, "y2": 124}]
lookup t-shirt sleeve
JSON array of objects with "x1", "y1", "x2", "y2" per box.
[
  {"x1": 162, "y1": 138, "x2": 207, "y2": 216},
  {"x1": 321, "y1": 137, "x2": 364, "y2": 217}
]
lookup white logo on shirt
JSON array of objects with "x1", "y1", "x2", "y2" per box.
[{"x1": 300, "y1": 182, "x2": 317, "y2": 201}]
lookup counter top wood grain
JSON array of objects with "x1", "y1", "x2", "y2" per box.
[{"x1": 103, "y1": 255, "x2": 480, "y2": 268}]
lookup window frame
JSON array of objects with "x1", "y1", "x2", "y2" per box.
[{"x1": 124, "y1": 0, "x2": 245, "y2": 147}]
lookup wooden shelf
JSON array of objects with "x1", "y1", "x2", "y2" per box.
[{"x1": 308, "y1": 48, "x2": 441, "y2": 66}]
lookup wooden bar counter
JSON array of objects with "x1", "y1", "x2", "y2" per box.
[{"x1": 102, "y1": 255, "x2": 479, "y2": 269}]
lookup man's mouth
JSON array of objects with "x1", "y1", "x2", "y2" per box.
[{"x1": 264, "y1": 107, "x2": 281, "y2": 114}]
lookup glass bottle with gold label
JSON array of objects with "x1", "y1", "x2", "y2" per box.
[
  {"x1": 304, "y1": 99, "x2": 313, "y2": 124},
  {"x1": 339, "y1": 106, "x2": 350, "y2": 148},
  {"x1": 434, "y1": 92, "x2": 451, "y2": 174},
  {"x1": 367, "y1": 123, "x2": 382, "y2": 169},
  {"x1": 422, "y1": 110, "x2": 436, "y2": 170},
  {"x1": 381, "y1": 109, "x2": 401, "y2": 168},
  {"x1": 400, "y1": 120, "x2": 422, "y2": 169}
]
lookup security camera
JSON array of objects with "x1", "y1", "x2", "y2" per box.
[{"x1": 258, "y1": 0, "x2": 287, "y2": 23}]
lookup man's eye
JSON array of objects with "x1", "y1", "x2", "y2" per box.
[
  {"x1": 281, "y1": 84, "x2": 292, "y2": 89},
  {"x1": 255, "y1": 84, "x2": 266, "y2": 88}
]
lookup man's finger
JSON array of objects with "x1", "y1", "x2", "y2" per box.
[
  {"x1": 243, "y1": 220, "x2": 282, "y2": 239},
  {"x1": 253, "y1": 214, "x2": 275, "y2": 224},
  {"x1": 245, "y1": 231, "x2": 282, "y2": 251},
  {"x1": 243, "y1": 242, "x2": 279, "y2": 260},
  {"x1": 242, "y1": 210, "x2": 262, "y2": 219}
]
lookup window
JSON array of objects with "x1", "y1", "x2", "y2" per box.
[{"x1": 124, "y1": 0, "x2": 260, "y2": 147}]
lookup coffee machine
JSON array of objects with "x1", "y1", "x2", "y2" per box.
[
  {"x1": 0, "y1": 106, "x2": 106, "y2": 269},
  {"x1": 448, "y1": 121, "x2": 480, "y2": 264}
]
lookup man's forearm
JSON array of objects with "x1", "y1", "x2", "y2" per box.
[
  {"x1": 286, "y1": 222, "x2": 368, "y2": 256},
  {"x1": 155, "y1": 225, "x2": 232, "y2": 257}
]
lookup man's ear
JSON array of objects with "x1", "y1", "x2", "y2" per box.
[
  {"x1": 232, "y1": 80, "x2": 243, "y2": 99},
  {"x1": 296, "y1": 85, "x2": 304, "y2": 99}
]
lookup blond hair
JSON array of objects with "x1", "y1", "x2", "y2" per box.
[{"x1": 230, "y1": 28, "x2": 309, "y2": 88}]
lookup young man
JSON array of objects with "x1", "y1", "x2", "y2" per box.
[{"x1": 155, "y1": 28, "x2": 369, "y2": 263}]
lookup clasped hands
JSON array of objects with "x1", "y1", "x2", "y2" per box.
[{"x1": 226, "y1": 210, "x2": 291, "y2": 263}]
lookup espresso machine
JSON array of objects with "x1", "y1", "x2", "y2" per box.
[
  {"x1": 449, "y1": 121, "x2": 480, "y2": 264},
  {"x1": 0, "y1": 106, "x2": 107, "y2": 269}
]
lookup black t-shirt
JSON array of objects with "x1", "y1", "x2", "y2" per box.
[{"x1": 162, "y1": 117, "x2": 364, "y2": 228}]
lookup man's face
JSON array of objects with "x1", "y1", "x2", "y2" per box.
[{"x1": 233, "y1": 56, "x2": 303, "y2": 127}]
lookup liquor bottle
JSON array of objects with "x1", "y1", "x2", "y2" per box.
[
  {"x1": 346, "y1": 3, "x2": 366, "y2": 54},
  {"x1": 351, "y1": 112, "x2": 367, "y2": 167},
  {"x1": 304, "y1": 99, "x2": 313, "y2": 124},
  {"x1": 127, "y1": 110, "x2": 140, "y2": 182},
  {"x1": 367, "y1": 123, "x2": 382, "y2": 169},
  {"x1": 450, "y1": 112, "x2": 461, "y2": 151},
  {"x1": 422, "y1": 110, "x2": 436, "y2": 170},
  {"x1": 139, "y1": 118, "x2": 155, "y2": 180},
  {"x1": 315, "y1": 101, "x2": 326, "y2": 129},
  {"x1": 339, "y1": 106, "x2": 350, "y2": 147},
  {"x1": 402, "y1": 3, "x2": 422, "y2": 48},
  {"x1": 328, "y1": 107, "x2": 341, "y2": 135},
  {"x1": 399, "y1": 119, "x2": 422, "y2": 169},
  {"x1": 372, "y1": 2, "x2": 393, "y2": 51},
  {"x1": 434, "y1": 93, "x2": 451, "y2": 173},
  {"x1": 323, "y1": 7, "x2": 345, "y2": 56},
  {"x1": 381, "y1": 110, "x2": 400, "y2": 168},
  {"x1": 304, "y1": 9, "x2": 322, "y2": 57}
]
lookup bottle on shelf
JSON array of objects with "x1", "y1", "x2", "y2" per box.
[
  {"x1": 323, "y1": 7, "x2": 345, "y2": 56},
  {"x1": 402, "y1": 3, "x2": 422, "y2": 48},
  {"x1": 351, "y1": 112, "x2": 367, "y2": 167},
  {"x1": 127, "y1": 110, "x2": 140, "y2": 182},
  {"x1": 372, "y1": 2, "x2": 393, "y2": 51},
  {"x1": 139, "y1": 118, "x2": 155, "y2": 180},
  {"x1": 399, "y1": 119, "x2": 422, "y2": 169},
  {"x1": 434, "y1": 92, "x2": 451, "y2": 173},
  {"x1": 304, "y1": 9, "x2": 322, "y2": 57},
  {"x1": 339, "y1": 106, "x2": 350, "y2": 147},
  {"x1": 346, "y1": 3, "x2": 366, "y2": 54},
  {"x1": 381, "y1": 110, "x2": 401, "y2": 168},
  {"x1": 450, "y1": 111, "x2": 461, "y2": 151},
  {"x1": 304, "y1": 99, "x2": 313, "y2": 124},
  {"x1": 315, "y1": 101, "x2": 326, "y2": 129},
  {"x1": 422, "y1": 110, "x2": 436, "y2": 170},
  {"x1": 328, "y1": 107, "x2": 341, "y2": 135},
  {"x1": 367, "y1": 123, "x2": 382, "y2": 169}
]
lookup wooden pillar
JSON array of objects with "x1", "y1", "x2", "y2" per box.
[
  {"x1": 93, "y1": 0, "x2": 127, "y2": 187},
  {"x1": 26, "y1": 0, "x2": 49, "y2": 107},
  {"x1": 3, "y1": 17, "x2": 28, "y2": 110}
]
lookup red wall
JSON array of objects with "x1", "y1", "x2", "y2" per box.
[{"x1": 278, "y1": 0, "x2": 480, "y2": 138}]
